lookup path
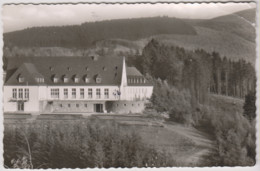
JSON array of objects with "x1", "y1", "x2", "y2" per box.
[{"x1": 164, "y1": 122, "x2": 216, "y2": 166}]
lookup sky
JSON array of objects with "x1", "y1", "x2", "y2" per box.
[{"x1": 2, "y1": 2, "x2": 256, "y2": 33}]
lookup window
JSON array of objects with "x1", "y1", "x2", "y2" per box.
[
  {"x1": 25, "y1": 89, "x2": 29, "y2": 99},
  {"x1": 51, "y1": 89, "x2": 59, "y2": 98},
  {"x1": 53, "y1": 78, "x2": 58, "y2": 83},
  {"x1": 88, "y1": 88, "x2": 92, "y2": 99},
  {"x1": 64, "y1": 89, "x2": 68, "y2": 99},
  {"x1": 12, "y1": 89, "x2": 17, "y2": 99},
  {"x1": 96, "y1": 89, "x2": 101, "y2": 99},
  {"x1": 36, "y1": 78, "x2": 44, "y2": 83},
  {"x1": 18, "y1": 89, "x2": 23, "y2": 99},
  {"x1": 18, "y1": 102, "x2": 24, "y2": 111},
  {"x1": 72, "y1": 88, "x2": 76, "y2": 99},
  {"x1": 76, "y1": 104, "x2": 79, "y2": 107},
  {"x1": 80, "y1": 89, "x2": 84, "y2": 99},
  {"x1": 104, "y1": 89, "x2": 109, "y2": 99},
  {"x1": 84, "y1": 104, "x2": 87, "y2": 108},
  {"x1": 85, "y1": 77, "x2": 89, "y2": 83},
  {"x1": 18, "y1": 77, "x2": 24, "y2": 83},
  {"x1": 68, "y1": 104, "x2": 71, "y2": 107},
  {"x1": 64, "y1": 77, "x2": 69, "y2": 83},
  {"x1": 96, "y1": 77, "x2": 102, "y2": 83},
  {"x1": 60, "y1": 104, "x2": 63, "y2": 107},
  {"x1": 74, "y1": 77, "x2": 79, "y2": 83}
]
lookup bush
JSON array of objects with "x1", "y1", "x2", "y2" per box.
[
  {"x1": 151, "y1": 79, "x2": 193, "y2": 125},
  {"x1": 196, "y1": 104, "x2": 256, "y2": 166},
  {"x1": 4, "y1": 118, "x2": 175, "y2": 168}
]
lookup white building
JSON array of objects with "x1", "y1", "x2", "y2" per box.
[{"x1": 3, "y1": 55, "x2": 153, "y2": 114}]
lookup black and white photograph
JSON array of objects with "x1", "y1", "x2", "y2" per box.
[{"x1": 1, "y1": 0, "x2": 258, "y2": 169}]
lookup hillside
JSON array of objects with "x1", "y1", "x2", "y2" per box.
[
  {"x1": 196, "y1": 8, "x2": 256, "y2": 42},
  {"x1": 3, "y1": 8, "x2": 256, "y2": 64},
  {"x1": 3, "y1": 17, "x2": 196, "y2": 48},
  {"x1": 155, "y1": 26, "x2": 256, "y2": 63}
]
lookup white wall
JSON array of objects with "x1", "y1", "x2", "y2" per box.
[
  {"x1": 4, "y1": 86, "x2": 40, "y2": 113},
  {"x1": 122, "y1": 86, "x2": 153, "y2": 101}
]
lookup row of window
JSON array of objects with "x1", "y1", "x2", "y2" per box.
[
  {"x1": 18, "y1": 77, "x2": 44, "y2": 83},
  {"x1": 59, "y1": 103, "x2": 88, "y2": 108},
  {"x1": 12, "y1": 88, "x2": 29, "y2": 99},
  {"x1": 50, "y1": 88, "x2": 109, "y2": 99},
  {"x1": 53, "y1": 77, "x2": 102, "y2": 84},
  {"x1": 128, "y1": 77, "x2": 146, "y2": 84}
]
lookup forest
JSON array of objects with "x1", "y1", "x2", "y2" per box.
[
  {"x1": 127, "y1": 39, "x2": 256, "y2": 166},
  {"x1": 128, "y1": 39, "x2": 256, "y2": 103}
]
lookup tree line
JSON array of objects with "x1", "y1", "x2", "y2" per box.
[{"x1": 128, "y1": 39, "x2": 256, "y2": 105}]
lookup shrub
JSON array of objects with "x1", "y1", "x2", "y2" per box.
[
  {"x1": 4, "y1": 118, "x2": 175, "y2": 168},
  {"x1": 151, "y1": 79, "x2": 193, "y2": 125}
]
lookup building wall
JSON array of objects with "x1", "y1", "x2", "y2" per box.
[
  {"x1": 106, "y1": 100, "x2": 146, "y2": 114},
  {"x1": 122, "y1": 86, "x2": 153, "y2": 101},
  {"x1": 4, "y1": 86, "x2": 40, "y2": 113},
  {"x1": 43, "y1": 100, "x2": 105, "y2": 113}
]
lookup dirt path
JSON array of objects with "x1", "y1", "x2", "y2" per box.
[{"x1": 163, "y1": 122, "x2": 216, "y2": 166}]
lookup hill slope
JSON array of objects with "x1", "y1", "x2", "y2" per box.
[
  {"x1": 3, "y1": 17, "x2": 196, "y2": 48},
  {"x1": 196, "y1": 8, "x2": 256, "y2": 42},
  {"x1": 3, "y1": 8, "x2": 256, "y2": 63}
]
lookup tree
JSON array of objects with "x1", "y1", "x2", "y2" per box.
[{"x1": 243, "y1": 91, "x2": 256, "y2": 121}]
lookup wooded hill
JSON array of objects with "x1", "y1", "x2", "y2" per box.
[
  {"x1": 3, "y1": 17, "x2": 196, "y2": 48},
  {"x1": 3, "y1": 8, "x2": 256, "y2": 63}
]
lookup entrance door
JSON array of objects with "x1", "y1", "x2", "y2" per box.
[
  {"x1": 17, "y1": 102, "x2": 24, "y2": 111},
  {"x1": 94, "y1": 104, "x2": 103, "y2": 113}
]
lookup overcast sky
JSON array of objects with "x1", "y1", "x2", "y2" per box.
[{"x1": 2, "y1": 2, "x2": 256, "y2": 33}]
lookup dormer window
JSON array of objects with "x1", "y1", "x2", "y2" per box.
[
  {"x1": 18, "y1": 74, "x2": 24, "y2": 83},
  {"x1": 103, "y1": 67, "x2": 107, "y2": 71},
  {"x1": 18, "y1": 77, "x2": 24, "y2": 83},
  {"x1": 63, "y1": 75, "x2": 69, "y2": 83},
  {"x1": 91, "y1": 56, "x2": 98, "y2": 61},
  {"x1": 85, "y1": 67, "x2": 89, "y2": 71},
  {"x1": 74, "y1": 77, "x2": 79, "y2": 83},
  {"x1": 74, "y1": 75, "x2": 80, "y2": 83},
  {"x1": 35, "y1": 77, "x2": 44, "y2": 83},
  {"x1": 84, "y1": 75, "x2": 89, "y2": 83},
  {"x1": 96, "y1": 75, "x2": 102, "y2": 83},
  {"x1": 49, "y1": 67, "x2": 54, "y2": 71},
  {"x1": 67, "y1": 67, "x2": 71, "y2": 71},
  {"x1": 52, "y1": 75, "x2": 59, "y2": 83},
  {"x1": 53, "y1": 78, "x2": 58, "y2": 83},
  {"x1": 64, "y1": 77, "x2": 69, "y2": 83}
]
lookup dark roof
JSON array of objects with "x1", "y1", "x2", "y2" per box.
[
  {"x1": 5, "y1": 63, "x2": 45, "y2": 85},
  {"x1": 5, "y1": 56, "x2": 123, "y2": 86},
  {"x1": 126, "y1": 67, "x2": 142, "y2": 76},
  {"x1": 126, "y1": 67, "x2": 153, "y2": 86}
]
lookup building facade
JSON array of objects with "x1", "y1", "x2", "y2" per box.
[{"x1": 3, "y1": 56, "x2": 153, "y2": 114}]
